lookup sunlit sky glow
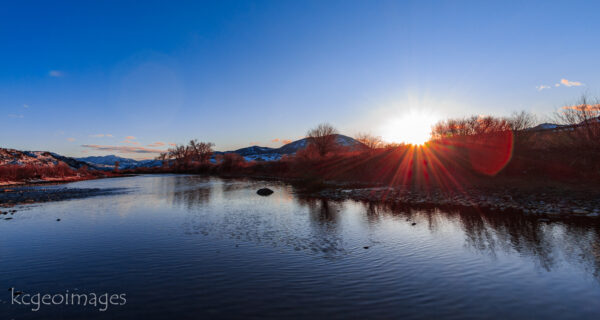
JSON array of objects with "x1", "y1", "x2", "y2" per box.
[
  {"x1": 1, "y1": 0, "x2": 599, "y2": 159},
  {"x1": 381, "y1": 111, "x2": 439, "y2": 146}
]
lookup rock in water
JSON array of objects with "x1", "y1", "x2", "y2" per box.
[{"x1": 257, "y1": 188, "x2": 274, "y2": 196}]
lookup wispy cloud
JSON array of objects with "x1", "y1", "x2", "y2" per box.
[
  {"x1": 81, "y1": 145, "x2": 165, "y2": 154},
  {"x1": 537, "y1": 78, "x2": 585, "y2": 91},
  {"x1": 271, "y1": 138, "x2": 292, "y2": 144},
  {"x1": 23, "y1": 104, "x2": 29, "y2": 109},
  {"x1": 147, "y1": 142, "x2": 166, "y2": 147},
  {"x1": 49, "y1": 70, "x2": 63, "y2": 77},
  {"x1": 168, "y1": 142, "x2": 177, "y2": 146},
  {"x1": 8, "y1": 114, "x2": 24, "y2": 118},
  {"x1": 122, "y1": 136, "x2": 139, "y2": 144},
  {"x1": 67, "y1": 137, "x2": 76, "y2": 142},
  {"x1": 536, "y1": 85, "x2": 551, "y2": 91},
  {"x1": 90, "y1": 134, "x2": 114, "y2": 138},
  {"x1": 560, "y1": 78, "x2": 583, "y2": 87},
  {"x1": 563, "y1": 103, "x2": 600, "y2": 111}
]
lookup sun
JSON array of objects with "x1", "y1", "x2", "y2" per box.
[{"x1": 381, "y1": 111, "x2": 438, "y2": 146}]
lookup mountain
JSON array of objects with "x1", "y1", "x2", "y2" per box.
[
  {"x1": 76, "y1": 134, "x2": 367, "y2": 167},
  {"x1": 526, "y1": 123, "x2": 562, "y2": 131},
  {"x1": 221, "y1": 134, "x2": 366, "y2": 161},
  {"x1": 76, "y1": 155, "x2": 161, "y2": 170},
  {"x1": 0, "y1": 148, "x2": 95, "y2": 170},
  {"x1": 527, "y1": 117, "x2": 600, "y2": 132}
]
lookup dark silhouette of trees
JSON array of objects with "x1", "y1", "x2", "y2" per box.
[
  {"x1": 168, "y1": 144, "x2": 189, "y2": 168},
  {"x1": 554, "y1": 95, "x2": 600, "y2": 149},
  {"x1": 219, "y1": 153, "x2": 245, "y2": 171},
  {"x1": 78, "y1": 165, "x2": 89, "y2": 176},
  {"x1": 188, "y1": 139, "x2": 214, "y2": 164},
  {"x1": 355, "y1": 132, "x2": 383, "y2": 150},
  {"x1": 307, "y1": 123, "x2": 339, "y2": 157},
  {"x1": 507, "y1": 111, "x2": 537, "y2": 132},
  {"x1": 156, "y1": 152, "x2": 169, "y2": 168},
  {"x1": 164, "y1": 140, "x2": 215, "y2": 169},
  {"x1": 431, "y1": 113, "x2": 533, "y2": 140}
]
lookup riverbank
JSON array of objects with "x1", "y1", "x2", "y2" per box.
[
  {"x1": 303, "y1": 178, "x2": 600, "y2": 218},
  {"x1": 0, "y1": 175, "x2": 99, "y2": 187},
  {"x1": 210, "y1": 171, "x2": 600, "y2": 217},
  {"x1": 126, "y1": 138, "x2": 600, "y2": 219},
  {"x1": 2, "y1": 171, "x2": 598, "y2": 218},
  {"x1": 0, "y1": 174, "x2": 134, "y2": 208},
  {"x1": 0, "y1": 186, "x2": 127, "y2": 209}
]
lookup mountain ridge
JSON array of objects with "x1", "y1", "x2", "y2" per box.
[{"x1": 79, "y1": 134, "x2": 366, "y2": 167}]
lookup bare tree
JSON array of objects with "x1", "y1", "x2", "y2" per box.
[
  {"x1": 166, "y1": 140, "x2": 215, "y2": 169},
  {"x1": 554, "y1": 95, "x2": 600, "y2": 149},
  {"x1": 188, "y1": 139, "x2": 214, "y2": 164},
  {"x1": 507, "y1": 111, "x2": 537, "y2": 133},
  {"x1": 382, "y1": 142, "x2": 406, "y2": 149},
  {"x1": 307, "y1": 123, "x2": 339, "y2": 157},
  {"x1": 168, "y1": 144, "x2": 189, "y2": 168},
  {"x1": 156, "y1": 152, "x2": 169, "y2": 168},
  {"x1": 355, "y1": 132, "x2": 382, "y2": 150},
  {"x1": 431, "y1": 115, "x2": 512, "y2": 139},
  {"x1": 220, "y1": 153, "x2": 245, "y2": 171},
  {"x1": 114, "y1": 161, "x2": 120, "y2": 172}
]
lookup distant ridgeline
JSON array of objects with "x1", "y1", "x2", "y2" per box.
[
  {"x1": 0, "y1": 148, "x2": 93, "y2": 170},
  {"x1": 77, "y1": 134, "x2": 366, "y2": 169},
  {"x1": 3, "y1": 118, "x2": 594, "y2": 171},
  {"x1": 526, "y1": 116, "x2": 600, "y2": 132}
]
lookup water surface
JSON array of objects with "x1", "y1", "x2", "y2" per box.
[{"x1": 1, "y1": 175, "x2": 599, "y2": 319}]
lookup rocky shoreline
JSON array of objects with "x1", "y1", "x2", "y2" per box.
[
  {"x1": 1, "y1": 174, "x2": 598, "y2": 218},
  {"x1": 0, "y1": 187, "x2": 126, "y2": 208},
  {"x1": 221, "y1": 173, "x2": 600, "y2": 218},
  {"x1": 312, "y1": 186, "x2": 600, "y2": 218}
]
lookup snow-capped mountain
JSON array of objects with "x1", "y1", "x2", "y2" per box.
[
  {"x1": 527, "y1": 123, "x2": 561, "y2": 131},
  {"x1": 217, "y1": 134, "x2": 366, "y2": 161},
  {"x1": 75, "y1": 134, "x2": 367, "y2": 167},
  {"x1": 0, "y1": 148, "x2": 94, "y2": 170},
  {"x1": 76, "y1": 155, "x2": 161, "y2": 170},
  {"x1": 527, "y1": 117, "x2": 600, "y2": 132}
]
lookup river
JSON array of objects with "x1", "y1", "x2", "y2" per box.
[{"x1": 1, "y1": 175, "x2": 599, "y2": 319}]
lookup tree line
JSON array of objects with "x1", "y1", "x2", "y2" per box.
[{"x1": 154, "y1": 95, "x2": 600, "y2": 169}]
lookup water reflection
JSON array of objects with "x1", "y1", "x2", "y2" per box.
[
  {"x1": 296, "y1": 197, "x2": 346, "y2": 257},
  {"x1": 161, "y1": 175, "x2": 600, "y2": 279},
  {"x1": 359, "y1": 201, "x2": 600, "y2": 279},
  {"x1": 160, "y1": 175, "x2": 213, "y2": 208},
  {"x1": 2, "y1": 175, "x2": 600, "y2": 319},
  {"x1": 296, "y1": 197, "x2": 344, "y2": 225}
]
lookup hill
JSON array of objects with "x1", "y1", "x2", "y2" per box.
[
  {"x1": 0, "y1": 148, "x2": 93, "y2": 170},
  {"x1": 76, "y1": 155, "x2": 161, "y2": 170},
  {"x1": 79, "y1": 134, "x2": 367, "y2": 167},
  {"x1": 219, "y1": 134, "x2": 366, "y2": 161}
]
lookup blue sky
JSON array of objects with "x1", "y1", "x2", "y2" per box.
[{"x1": 1, "y1": 0, "x2": 598, "y2": 159}]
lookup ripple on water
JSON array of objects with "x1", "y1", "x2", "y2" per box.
[{"x1": 1, "y1": 175, "x2": 599, "y2": 320}]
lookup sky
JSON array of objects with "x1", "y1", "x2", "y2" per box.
[{"x1": 1, "y1": 0, "x2": 599, "y2": 159}]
